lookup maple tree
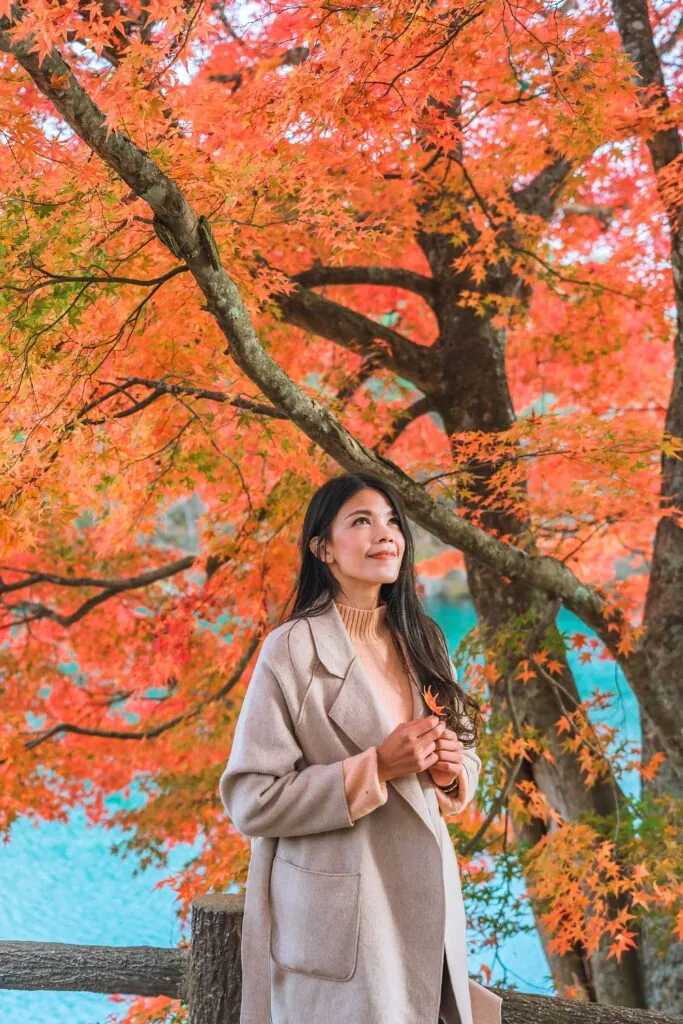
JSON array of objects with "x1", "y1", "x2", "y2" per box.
[{"x1": 0, "y1": 0, "x2": 682, "y2": 1020}]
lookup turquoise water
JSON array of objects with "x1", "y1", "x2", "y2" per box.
[{"x1": 0, "y1": 601, "x2": 640, "y2": 1022}]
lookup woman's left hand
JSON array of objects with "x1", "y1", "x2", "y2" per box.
[{"x1": 426, "y1": 725, "x2": 464, "y2": 787}]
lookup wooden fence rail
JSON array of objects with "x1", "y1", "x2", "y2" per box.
[{"x1": 1, "y1": 893, "x2": 681, "y2": 1023}]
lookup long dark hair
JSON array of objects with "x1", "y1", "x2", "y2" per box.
[{"x1": 279, "y1": 471, "x2": 480, "y2": 747}]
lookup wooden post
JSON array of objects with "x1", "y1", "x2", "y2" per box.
[{"x1": 188, "y1": 893, "x2": 244, "y2": 1024}]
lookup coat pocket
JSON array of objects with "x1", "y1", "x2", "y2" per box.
[{"x1": 269, "y1": 854, "x2": 361, "y2": 981}]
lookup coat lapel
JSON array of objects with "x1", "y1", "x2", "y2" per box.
[{"x1": 307, "y1": 597, "x2": 438, "y2": 841}]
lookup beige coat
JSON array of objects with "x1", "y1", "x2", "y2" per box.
[{"x1": 219, "y1": 598, "x2": 503, "y2": 1024}]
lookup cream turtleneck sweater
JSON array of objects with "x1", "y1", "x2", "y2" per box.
[{"x1": 335, "y1": 600, "x2": 469, "y2": 821}]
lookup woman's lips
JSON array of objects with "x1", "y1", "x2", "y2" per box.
[{"x1": 369, "y1": 552, "x2": 396, "y2": 559}]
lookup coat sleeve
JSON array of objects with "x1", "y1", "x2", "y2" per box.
[
  {"x1": 342, "y1": 746, "x2": 389, "y2": 821},
  {"x1": 431, "y1": 655, "x2": 482, "y2": 817},
  {"x1": 219, "y1": 637, "x2": 357, "y2": 838}
]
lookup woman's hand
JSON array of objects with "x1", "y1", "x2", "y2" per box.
[
  {"x1": 376, "y1": 716, "x2": 446, "y2": 783},
  {"x1": 427, "y1": 725, "x2": 464, "y2": 788}
]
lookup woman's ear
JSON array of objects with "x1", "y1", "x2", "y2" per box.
[{"x1": 309, "y1": 536, "x2": 327, "y2": 561}]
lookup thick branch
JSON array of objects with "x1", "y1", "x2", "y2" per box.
[
  {"x1": 0, "y1": 558, "x2": 196, "y2": 596},
  {"x1": 512, "y1": 155, "x2": 575, "y2": 220},
  {"x1": 274, "y1": 282, "x2": 435, "y2": 391},
  {"x1": 292, "y1": 265, "x2": 436, "y2": 306},
  {"x1": 20, "y1": 259, "x2": 435, "y2": 395}
]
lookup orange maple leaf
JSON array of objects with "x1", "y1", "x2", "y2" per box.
[
  {"x1": 641, "y1": 750, "x2": 666, "y2": 781},
  {"x1": 608, "y1": 930, "x2": 638, "y2": 961},
  {"x1": 49, "y1": 72, "x2": 71, "y2": 92},
  {"x1": 516, "y1": 660, "x2": 537, "y2": 683},
  {"x1": 632, "y1": 863, "x2": 650, "y2": 885},
  {"x1": 422, "y1": 684, "x2": 446, "y2": 716}
]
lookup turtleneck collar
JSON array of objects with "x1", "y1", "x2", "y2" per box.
[{"x1": 334, "y1": 600, "x2": 389, "y2": 641}]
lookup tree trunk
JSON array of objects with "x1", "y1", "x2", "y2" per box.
[
  {"x1": 637, "y1": 717, "x2": 683, "y2": 1012},
  {"x1": 418, "y1": 231, "x2": 645, "y2": 1005},
  {"x1": 608, "y1": 0, "x2": 683, "y2": 1010}
]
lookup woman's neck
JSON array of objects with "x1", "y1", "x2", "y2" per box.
[{"x1": 334, "y1": 598, "x2": 389, "y2": 641}]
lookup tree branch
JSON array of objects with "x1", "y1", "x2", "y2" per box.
[
  {"x1": 0, "y1": 557, "x2": 196, "y2": 629},
  {"x1": 657, "y1": 14, "x2": 683, "y2": 58},
  {"x1": 0, "y1": 559, "x2": 196, "y2": 596},
  {"x1": 512, "y1": 154, "x2": 575, "y2": 220},
  {"x1": 292, "y1": 265, "x2": 436, "y2": 306},
  {"x1": 273, "y1": 281, "x2": 435, "y2": 391},
  {"x1": 208, "y1": 44, "x2": 309, "y2": 93},
  {"x1": 561, "y1": 203, "x2": 616, "y2": 230},
  {"x1": 86, "y1": 376, "x2": 289, "y2": 423},
  {"x1": 4, "y1": 264, "x2": 188, "y2": 295},
  {"x1": 11, "y1": 635, "x2": 260, "y2": 755}
]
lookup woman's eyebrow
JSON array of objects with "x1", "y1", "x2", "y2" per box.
[{"x1": 343, "y1": 508, "x2": 394, "y2": 519}]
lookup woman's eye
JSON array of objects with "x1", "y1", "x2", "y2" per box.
[{"x1": 354, "y1": 516, "x2": 400, "y2": 526}]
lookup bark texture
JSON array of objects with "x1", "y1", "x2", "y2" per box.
[
  {"x1": 188, "y1": 893, "x2": 244, "y2": 1024},
  {"x1": 0, "y1": 939, "x2": 187, "y2": 996}
]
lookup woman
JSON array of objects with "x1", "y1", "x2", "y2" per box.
[{"x1": 219, "y1": 471, "x2": 503, "y2": 1024}]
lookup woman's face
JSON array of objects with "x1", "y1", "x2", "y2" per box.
[{"x1": 310, "y1": 487, "x2": 405, "y2": 604}]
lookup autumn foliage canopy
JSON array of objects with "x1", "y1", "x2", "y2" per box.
[{"x1": 0, "y1": 0, "x2": 682, "y2": 1018}]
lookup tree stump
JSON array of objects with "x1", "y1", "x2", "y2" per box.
[{"x1": 189, "y1": 893, "x2": 244, "y2": 1023}]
